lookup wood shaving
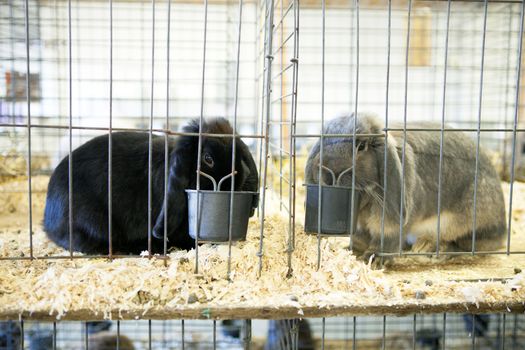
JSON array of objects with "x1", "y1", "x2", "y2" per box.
[
  {"x1": 0, "y1": 175, "x2": 48, "y2": 220},
  {"x1": 0, "y1": 180, "x2": 524, "y2": 320},
  {"x1": 0, "y1": 151, "x2": 49, "y2": 182}
]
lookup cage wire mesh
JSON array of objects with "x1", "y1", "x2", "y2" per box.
[
  {"x1": 1, "y1": 314, "x2": 525, "y2": 349},
  {"x1": 1, "y1": 0, "x2": 525, "y2": 349}
]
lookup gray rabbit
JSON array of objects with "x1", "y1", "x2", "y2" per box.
[{"x1": 305, "y1": 113, "x2": 506, "y2": 266}]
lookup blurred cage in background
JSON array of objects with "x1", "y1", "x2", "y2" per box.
[
  {"x1": 1, "y1": 314, "x2": 524, "y2": 349},
  {"x1": 1, "y1": 0, "x2": 525, "y2": 349}
]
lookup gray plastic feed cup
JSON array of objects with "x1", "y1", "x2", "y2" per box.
[
  {"x1": 304, "y1": 184, "x2": 360, "y2": 235},
  {"x1": 186, "y1": 190, "x2": 258, "y2": 242}
]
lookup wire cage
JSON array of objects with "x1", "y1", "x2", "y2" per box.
[
  {"x1": 1, "y1": 314, "x2": 525, "y2": 349},
  {"x1": 1, "y1": 0, "x2": 525, "y2": 349}
]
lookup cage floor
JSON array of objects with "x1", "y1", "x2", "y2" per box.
[{"x1": 0, "y1": 177, "x2": 524, "y2": 321}]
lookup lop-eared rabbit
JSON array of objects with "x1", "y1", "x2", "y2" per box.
[
  {"x1": 44, "y1": 118, "x2": 258, "y2": 254},
  {"x1": 305, "y1": 114, "x2": 506, "y2": 266}
]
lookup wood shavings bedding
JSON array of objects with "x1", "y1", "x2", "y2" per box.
[
  {"x1": 0, "y1": 152, "x2": 49, "y2": 183},
  {"x1": 0, "y1": 175, "x2": 47, "y2": 220},
  {"x1": 0, "y1": 182, "x2": 524, "y2": 320},
  {"x1": 0, "y1": 215, "x2": 392, "y2": 320}
]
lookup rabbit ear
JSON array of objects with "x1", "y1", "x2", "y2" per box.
[
  {"x1": 235, "y1": 140, "x2": 259, "y2": 216},
  {"x1": 152, "y1": 129, "x2": 199, "y2": 239},
  {"x1": 237, "y1": 140, "x2": 258, "y2": 190},
  {"x1": 239, "y1": 157, "x2": 259, "y2": 216},
  {"x1": 170, "y1": 140, "x2": 197, "y2": 189},
  {"x1": 377, "y1": 135, "x2": 413, "y2": 227},
  {"x1": 171, "y1": 117, "x2": 207, "y2": 186},
  {"x1": 235, "y1": 158, "x2": 251, "y2": 189}
]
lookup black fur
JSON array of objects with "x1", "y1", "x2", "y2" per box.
[{"x1": 43, "y1": 118, "x2": 258, "y2": 254}]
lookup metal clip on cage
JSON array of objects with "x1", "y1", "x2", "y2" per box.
[
  {"x1": 304, "y1": 165, "x2": 361, "y2": 235},
  {"x1": 186, "y1": 171, "x2": 259, "y2": 242}
]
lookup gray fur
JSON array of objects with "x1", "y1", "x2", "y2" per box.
[{"x1": 305, "y1": 113, "x2": 507, "y2": 265}]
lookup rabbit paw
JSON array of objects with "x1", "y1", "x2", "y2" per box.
[
  {"x1": 410, "y1": 236, "x2": 437, "y2": 253},
  {"x1": 359, "y1": 250, "x2": 391, "y2": 270},
  {"x1": 152, "y1": 225, "x2": 165, "y2": 240}
]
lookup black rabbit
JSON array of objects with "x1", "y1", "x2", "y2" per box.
[{"x1": 43, "y1": 118, "x2": 259, "y2": 255}]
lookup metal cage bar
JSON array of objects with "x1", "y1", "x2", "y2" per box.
[
  {"x1": 107, "y1": 0, "x2": 114, "y2": 258},
  {"x1": 194, "y1": 0, "x2": 210, "y2": 274},
  {"x1": 506, "y1": 0, "x2": 525, "y2": 254},
  {"x1": 380, "y1": 0, "x2": 392, "y2": 266},
  {"x1": 436, "y1": 0, "x2": 452, "y2": 258},
  {"x1": 24, "y1": 0, "x2": 34, "y2": 260},
  {"x1": 256, "y1": 0, "x2": 275, "y2": 276},
  {"x1": 399, "y1": 0, "x2": 413, "y2": 256},
  {"x1": 316, "y1": 0, "x2": 326, "y2": 271},
  {"x1": 163, "y1": 0, "x2": 172, "y2": 258},
  {"x1": 349, "y1": 0, "x2": 359, "y2": 258},
  {"x1": 471, "y1": 0, "x2": 489, "y2": 255},
  {"x1": 288, "y1": 0, "x2": 299, "y2": 275},
  {"x1": 227, "y1": 0, "x2": 244, "y2": 281},
  {"x1": 146, "y1": 0, "x2": 156, "y2": 256},
  {"x1": 67, "y1": 0, "x2": 73, "y2": 259}
]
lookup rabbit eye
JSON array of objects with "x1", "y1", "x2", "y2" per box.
[
  {"x1": 357, "y1": 142, "x2": 366, "y2": 151},
  {"x1": 203, "y1": 153, "x2": 214, "y2": 168}
]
